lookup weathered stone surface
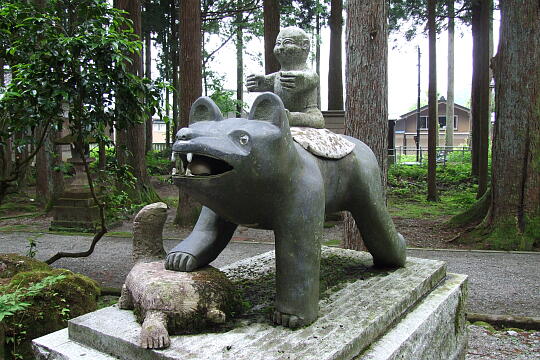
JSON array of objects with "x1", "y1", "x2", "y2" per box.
[
  {"x1": 33, "y1": 249, "x2": 466, "y2": 360},
  {"x1": 132, "y1": 202, "x2": 167, "y2": 262},
  {"x1": 290, "y1": 127, "x2": 355, "y2": 159},
  {"x1": 357, "y1": 273, "x2": 468, "y2": 360},
  {"x1": 118, "y1": 261, "x2": 240, "y2": 349}
]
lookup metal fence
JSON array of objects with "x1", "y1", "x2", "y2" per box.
[
  {"x1": 152, "y1": 143, "x2": 168, "y2": 152},
  {"x1": 389, "y1": 146, "x2": 471, "y2": 165}
]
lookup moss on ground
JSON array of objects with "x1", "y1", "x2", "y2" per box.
[
  {"x1": 454, "y1": 215, "x2": 540, "y2": 251},
  {"x1": 0, "y1": 254, "x2": 50, "y2": 280},
  {"x1": 232, "y1": 253, "x2": 390, "y2": 323},
  {"x1": 1, "y1": 256, "x2": 99, "y2": 359}
]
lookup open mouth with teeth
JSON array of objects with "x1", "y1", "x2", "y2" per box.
[{"x1": 172, "y1": 152, "x2": 233, "y2": 177}]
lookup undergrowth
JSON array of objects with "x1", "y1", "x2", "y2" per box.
[{"x1": 387, "y1": 161, "x2": 476, "y2": 219}]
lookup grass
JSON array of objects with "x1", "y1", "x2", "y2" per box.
[
  {"x1": 388, "y1": 190, "x2": 477, "y2": 219},
  {"x1": 387, "y1": 160, "x2": 477, "y2": 220}
]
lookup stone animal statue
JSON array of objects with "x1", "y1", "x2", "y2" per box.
[
  {"x1": 247, "y1": 26, "x2": 324, "y2": 129},
  {"x1": 119, "y1": 203, "x2": 239, "y2": 349},
  {"x1": 166, "y1": 93, "x2": 406, "y2": 328}
]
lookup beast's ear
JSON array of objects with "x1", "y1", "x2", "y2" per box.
[
  {"x1": 189, "y1": 96, "x2": 223, "y2": 124},
  {"x1": 248, "y1": 93, "x2": 288, "y2": 128}
]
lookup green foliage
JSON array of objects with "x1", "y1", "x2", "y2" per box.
[
  {"x1": 146, "y1": 149, "x2": 172, "y2": 176},
  {"x1": 388, "y1": 161, "x2": 477, "y2": 219},
  {"x1": 389, "y1": 0, "x2": 471, "y2": 40},
  {"x1": 1, "y1": 265, "x2": 99, "y2": 359},
  {"x1": 0, "y1": 0, "x2": 166, "y2": 203},
  {"x1": 0, "y1": 274, "x2": 66, "y2": 323}
]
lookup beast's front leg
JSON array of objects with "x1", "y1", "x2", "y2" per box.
[
  {"x1": 165, "y1": 207, "x2": 237, "y2": 271},
  {"x1": 273, "y1": 195, "x2": 324, "y2": 328}
]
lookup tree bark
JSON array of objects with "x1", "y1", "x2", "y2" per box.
[
  {"x1": 171, "y1": 0, "x2": 179, "y2": 137},
  {"x1": 488, "y1": 0, "x2": 539, "y2": 245},
  {"x1": 35, "y1": 129, "x2": 64, "y2": 208},
  {"x1": 176, "y1": 0, "x2": 202, "y2": 225},
  {"x1": 145, "y1": 30, "x2": 153, "y2": 154},
  {"x1": 117, "y1": 0, "x2": 153, "y2": 200},
  {"x1": 470, "y1": 0, "x2": 491, "y2": 198},
  {"x1": 328, "y1": 0, "x2": 343, "y2": 110},
  {"x1": 342, "y1": 0, "x2": 388, "y2": 250},
  {"x1": 470, "y1": 0, "x2": 490, "y2": 189},
  {"x1": 263, "y1": 0, "x2": 280, "y2": 74},
  {"x1": 445, "y1": 0, "x2": 455, "y2": 148},
  {"x1": 427, "y1": 0, "x2": 438, "y2": 202},
  {"x1": 236, "y1": 0, "x2": 244, "y2": 116}
]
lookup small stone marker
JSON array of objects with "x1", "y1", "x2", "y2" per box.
[{"x1": 132, "y1": 202, "x2": 168, "y2": 263}]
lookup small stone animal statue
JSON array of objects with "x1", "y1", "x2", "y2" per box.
[
  {"x1": 119, "y1": 262, "x2": 238, "y2": 349},
  {"x1": 247, "y1": 26, "x2": 324, "y2": 129},
  {"x1": 166, "y1": 93, "x2": 406, "y2": 328},
  {"x1": 119, "y1": 203, "x2": 239, "y2": 349}
]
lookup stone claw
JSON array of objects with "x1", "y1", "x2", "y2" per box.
[
  {"x1": 165, "y1": 252, "x2": 197, "y2": 272},
  {"x1": 140, "y1": 311, "x2": 170, "y2": 349},
  {"x1": 272, "y1": 311, "x2": 301, "y2": 329}
]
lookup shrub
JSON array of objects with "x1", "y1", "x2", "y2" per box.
[{"x1": 0, "y1": 255, "x2": 99, "y2": 359}]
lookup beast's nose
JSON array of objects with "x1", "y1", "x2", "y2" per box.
[{"x1": 176, "y1": 128, "x2": 195, "y2": 141}]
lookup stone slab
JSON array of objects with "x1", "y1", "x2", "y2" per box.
[
  {"x1": 33, "y1": 275, "x2": 468, "y2": 360},
  {"x1": 357, "y1": 273, "x2": 468, "y2": 360},
  {"x1": 34, "y1": 248, "x2": 455, "y2": 360}
]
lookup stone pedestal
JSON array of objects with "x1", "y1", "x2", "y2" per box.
[
  {"x1": 33, "y1": 248, "x2": 468, "y2": 360},
  {"x1": 50, "y1": 157, "x2": 100, "y2": 232}
]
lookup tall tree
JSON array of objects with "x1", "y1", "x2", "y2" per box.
[
  {"x1": 470, "y1": 0, "x2": 491, "y2": 198},
  {"x1": 263, "y1": 0, "x2": 280, "y2": 74},
  {"x1": 342, "y1": 0, "x2": 388, "y2": 250},
  {"x1": 116, "y1": 0, "x2": 155, "y2": 201},
  {"x1": 236, "y1": 0, "x2": 244, "y2": 116},
  {"x1": 426, "y1": 0, "x2": 438, "y2": 201},
  {"x1": 31, "y1": 0, "x2": 64, "y2": 207},
  {"x1": 175, "y1": 0, "x2": 202, "y2": 225},
  {"x1": 144, "y1": 18, "x2": 153, "y2": 154},
  {"x1": 327, "y1": 0, "x2": 343, "y2": 110},
  {"x1": 445, "y1": 0, "x2": 455, "y2": 148},
  {"x1": 487, "y1": 0, "x2": 539, "y2": 249}
]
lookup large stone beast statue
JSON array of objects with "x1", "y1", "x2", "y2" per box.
[{"x1": 166, "y1": 93, "x2": 406, "y2": 328}]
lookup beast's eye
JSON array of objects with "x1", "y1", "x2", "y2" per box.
[{"x1": 239, "y1": 134, "x2": 249, "y2": 145}]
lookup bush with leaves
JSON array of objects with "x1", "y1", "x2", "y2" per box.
[{"x1": 0, "y1": 0, "x2": 166, "y2": 204}]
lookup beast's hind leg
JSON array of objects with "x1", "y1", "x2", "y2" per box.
[
  {"x1": 348, "y1": 167, "x2": 406, "y2": 268},
  {"x1": 165, "y1": 206, "x2": 237, "y2": 271}
]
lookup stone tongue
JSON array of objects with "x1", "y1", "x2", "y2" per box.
[{"x1": 188, "y1": 160, "x2": 212, "y2": 175}]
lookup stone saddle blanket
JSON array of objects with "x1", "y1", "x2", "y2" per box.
[{"x1": 290, "y1": 127, "x2": 355, "y2": 159}]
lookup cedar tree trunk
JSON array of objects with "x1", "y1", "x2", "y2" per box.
[
  {"x1": 175, "y1": 0, "x2": 202, "y2": 225},
  {"x1": 488, "y1": 0, "x2": 540, "y2": 249},
  {"x1": 328, "y1": 0, "x2": 343, "y2": 110},
  {"x1": 445, "y1": 0, "x2": 455, "y2": 148},
  {"x1": 263, "y1": 0, "x2": 280, "y2": 74},
  {"x1": 427, "y1": 0, "x2": 438, "y2": 202},
  {"x1": 470, "y1": 0, "x2": 491, "y2": 198},
  {"x1": 116, "y1": 0, "x2": 152, "y2": 201},
  {"x1": 342, "y1": 0, "x2": 388, "y2": 250},
  {"x1": 145, "y1": 30, "x2": 153, "y2": 154}
]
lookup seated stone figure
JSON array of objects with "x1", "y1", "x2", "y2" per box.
[{"x1": 246, "y1": 26, "x2": 324, "y2": 129}]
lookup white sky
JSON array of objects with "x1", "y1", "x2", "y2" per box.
[{"x1": 154, "y1": 10, "x2": 500, "y2": 119}]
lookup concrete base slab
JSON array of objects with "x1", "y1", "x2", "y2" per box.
[{"x1": 33, "y1": 248, "x2": 468, "y2": 360}]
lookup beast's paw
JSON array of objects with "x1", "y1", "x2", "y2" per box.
[
  {"x1": 140, "y1": 313, "x2": 170, "y2": 349},
  {"x1": 165, "y1": 252, "x2": 198, "y2": 272},
  {"x1": 272, "y1": 311, "x2": 303, "y2": 329}
]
